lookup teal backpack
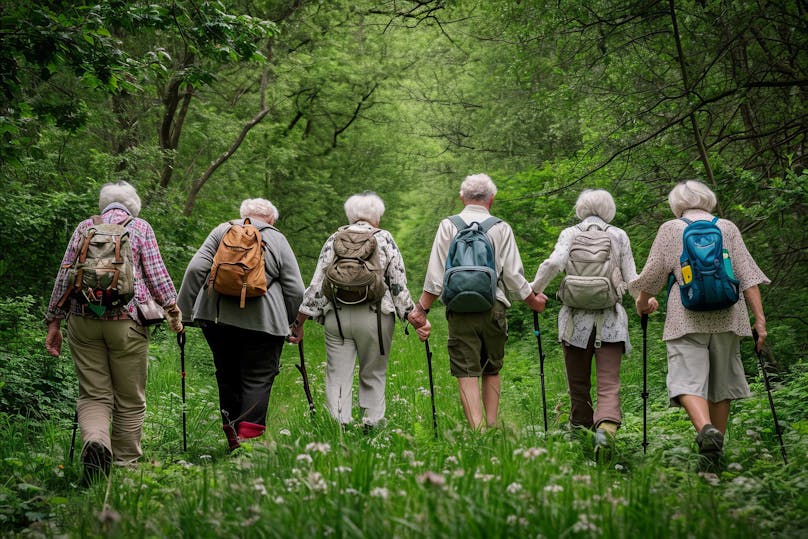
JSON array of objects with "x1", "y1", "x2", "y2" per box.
[
  {"x1": 677, "y1": 217, "x2": 740, "y2": 311},
  {"x1": 441, "y1": 215, "x2": 501, "y2": 313}
]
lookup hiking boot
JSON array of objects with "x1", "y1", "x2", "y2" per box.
[
  {"x1": 696, "y1": 424, "x2": 724, "y2": 473},
  {"x1": 593, "y1": 421, "x2": 618, "y2": 462},
  {"x1": 81, "y1": 441, "x2": 111, "y2": 485},
  {"x1": 223, "y1": 424, "x2": 241, "y2": 452}
]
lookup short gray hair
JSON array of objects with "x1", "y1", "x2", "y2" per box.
[
  {"x1": 240, "y1": 198, "x2": 279, "y2": 222},
  {"x1": 459, "y1": 173, "x2": 497, "y2": 202},
  {"x1": 344, "y1": 192, "x2": 385, "y2": 224},
  {"x1": 99, "y1": 181, "x2": 141, "y2": 217},
  {"x1": 668, "y1": 180, "x2": 717, "y2": 218},
  {"x1": 574, "y1": 189, "x2": 616, "y2": 223}
]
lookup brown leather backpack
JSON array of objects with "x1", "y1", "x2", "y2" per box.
[{"x1": 208, "y1": 218, "x2": 268, "y2": 308}]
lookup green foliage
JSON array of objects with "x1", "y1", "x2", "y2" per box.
[
  {"x1": 0, "y1": 296, "x2": 75, "y2": 420},
  {"x1": 0, "y1": 311, "x2": 806, "y2": 536}
]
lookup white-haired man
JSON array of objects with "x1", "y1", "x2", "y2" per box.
[
  {"x1": 178, "y1": 198, "x2": 304, "y2": 451},
  {"x1": 413, "y1": 174, "x2": 547, "y2": 430}
]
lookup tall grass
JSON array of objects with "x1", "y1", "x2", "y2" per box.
[{"x1": 1, "y1": 306, "x2": 806, "y2": 537}]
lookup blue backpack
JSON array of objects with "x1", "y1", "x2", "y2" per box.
[
  {"x1": 677, "y1": 217, "x2": 740, "y2": 311},
  {"x1": 441, "y1": 215, "x2": 501, "y2": 313}
]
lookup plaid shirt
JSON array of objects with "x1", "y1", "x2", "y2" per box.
[{"x1": 47, "y1": 206, "x2": 178, "y2": 321}]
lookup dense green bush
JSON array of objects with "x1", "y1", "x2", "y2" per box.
[{"x1": 0, "y1": 296, "x2": 75, "y2": 421}]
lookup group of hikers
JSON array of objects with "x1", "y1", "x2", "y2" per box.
[{"x1": 44, "y1": 174, "x2": 768, "y2": 484}]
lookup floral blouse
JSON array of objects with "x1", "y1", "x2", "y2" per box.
[
  {"x1": 299, "y1": 221, "x2": 416, "y2": 323},
  {"x1": 629, "y1": 209, "x2": 769, "y2": 341},
  {"x1": 532, "y1": 216, "x2": 639, "y2": 354}
]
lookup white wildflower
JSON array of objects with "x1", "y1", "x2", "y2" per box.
[
  {"x1": 506, "y1": 482, "x2": 523, "y2": 494},
  {"x1": 253, "y1": 478, "x2": 268, "y2": 496},
  {"x1": 308, "y1": 471, "x2": 328, "y2": 493},
  {"x1": 417, "y1": 471, "x2": 446, "y2": 488},
  {"x1": 305, "y1": 442, "x2": 331, "y2": 455},
  {"x1": 296, "y1": 453, "x2": 313, "y2": 464},
  {"x1": 544, "y1": 484, "x2": 563, "y2": 493},
  {"x1": 445, "y1": 455, "x2": 459, "y2": 466},
  {"x1": 522, "y1": 447, "x2": 548, "y2": 460},
  {"x1": 370, "y1": 487, "x2": 390, "y2": 499},
  {"x1": 279, "y1": 428, "x2": 291, "y2": 436}
]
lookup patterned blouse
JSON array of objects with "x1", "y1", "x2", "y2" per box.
[
  {"x1": 47, "y1": 204, "x2": 178, "y2": 323},
  {"x1": 531, "y1": 216, "x2": 639, "y2": 354},
  {"x1": 629, "y1": 209, "x2": 770, "y2": 341},
  {"x1": 299, "y1": 221, "x2": 416, "y2": 322}
]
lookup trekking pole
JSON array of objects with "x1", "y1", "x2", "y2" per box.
[
  {"x1": 425, "y1": 339, "x2": 438, "y2": 438},
  {"x1": 295, "y1": 341, "x2": 316, "y2": 416},
  {"x1": 641, "y1": 314, "x2": 649, "y2": 454},
  {"x1": 752, "y1": 329, "x2": 787, "y2": 464},
  {"x1": 533, "y1": 312, "x2": 548, "y2": 432},
  {"x1": 69, "y1": 409, "x2": 78, "y2": 463},
  {"x1": 177, "y1": 332, "x2": 187, "y2": 452}
]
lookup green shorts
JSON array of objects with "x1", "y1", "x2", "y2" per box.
[
  {"x1": 446, "y1": 302, "x2": 508, "y2": 377},
  {"x1": 666, "y1": 332, "x2": 752, "y2": 406}
]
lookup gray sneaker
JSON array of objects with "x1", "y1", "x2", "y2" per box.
[{"x1": 696, "y1": 424, "x2": 724, "y2": 473}]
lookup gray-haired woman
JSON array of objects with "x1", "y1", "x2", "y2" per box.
[
  {"x1": 45, "y1": 181, "x2": 183, "y2": 483},
  {"x1": 178, "y1": 198, "x2": 304, "y2": 451},
  {"x1": 531, "y1": 189, "x2": 639, "y2": 456},
  {"x1": 631, "y1": 180, "x2": 769, "y2": 472},
  {"x1": 289, "y1": 192, "x2": 430, "y2": 430}
]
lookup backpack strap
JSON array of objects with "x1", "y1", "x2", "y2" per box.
[
  {"x1": 448, "y1": 215, "x2": 468, "y2": 232},
  {"x1": 478, "y1": 216, "x2": 501, "y2": 233}
]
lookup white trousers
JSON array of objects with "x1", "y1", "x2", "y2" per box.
[{"x1": 324, "y1": 304, "x2": 394, "y2": 426}]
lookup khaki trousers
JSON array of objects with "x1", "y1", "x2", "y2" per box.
[
  {"x1": 324, "y1": 305, "x2": 394, "y2": 426},
  {"x1": 67, "y1": 316, "x2": 149, "y2": 465},
  {"x1": 563, "y1": 332, "x2": 623, "y2": 429}
]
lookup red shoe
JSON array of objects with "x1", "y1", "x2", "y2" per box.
[{"x1": 237, "y1": 421, "x2": 266, "y2": 440}]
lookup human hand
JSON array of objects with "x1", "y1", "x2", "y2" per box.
[
  {"x1": 407, "y1": 306, "x2": 427, "y2": 329},
  {"x1": 164, "y1": 304, "x2": 184, "y2": 334},
  {"x1": 415, "y1": 319, "x2": 431, "y2": 341},
  {"x1": 287, "y1": 321, "x2": 304, "y2": 344},
  {"x1": 524, "y1": 292, "x2": 548, "y2": 313},
  {"x1": 752, "y1": 320, "x2": 767, "y2": 352},
  {"x1": 45, "y1": 320, "x2": 62, "y2": 357},
  {"x1": 635, "y1": 295, "x2": 658, "y2": 316}
]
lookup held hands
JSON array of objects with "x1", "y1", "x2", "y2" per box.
[
  {"x1": 407, "y1": 305, "x2": 431, "y2": 342},
  {"x1": 524, "y1": 292, "x2": 548, "y2": 313},
  {"x1": 635, "y1": 295, "x2": 659, "y2": 316},
  {"x1": 287, "y1": 320, "x2": 304, "y2": 344},
  {"x1": 45, "y1": 320, "x2": 63, "y2": 357},
  {"x1": 164, "y1": 304, "x2": 184, "y2": 334}
]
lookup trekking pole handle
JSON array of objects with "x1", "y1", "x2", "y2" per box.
[{"x1": 641, "y1": 313, "x2": 648, "y2": 331}]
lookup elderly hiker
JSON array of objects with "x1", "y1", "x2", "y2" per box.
[
  {"x1": 45, "y1": 181, "x2": 183, "y2": 483},
  {"x1": 177, "y1": 198, "x2": 304, "y2": 452},
  {"x1": 289, "y1": 192, "x2": 430, "y2": 431},
  {"x1": 631, "y1": 180, "x2": 769, "y2": 472},
  {"x1": 414, "y1": 173, "x2": 547, "y2": 431},
  {"x1": 531, "y1": 189, "x2": 639, "y2": 456}
]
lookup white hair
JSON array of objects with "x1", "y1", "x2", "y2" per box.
[
  {"x1": 459, "y1": 173, "x2": 497, "y2": 202},
  {"x1": 99, "y1": 181, "x2": 141, "y2": 217},
  {"x1": 344, "y1": 192, "x2": 385, "y2": 225},
  {"x1": 240, "y1": 198, "x2": 279, "y2": 222},
  {"x1": 574, "y1": 189, "x2": 616, "y2": 223},
  {"x1": 668, "y1": 180, "x2": 717, "y2": 218}
]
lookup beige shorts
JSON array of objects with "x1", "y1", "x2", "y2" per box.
[{"x1": 666, "y1": 332, "x2": 752, "y2": 406}]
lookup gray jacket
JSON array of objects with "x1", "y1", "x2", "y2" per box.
[{"x1": 177, "y1": 218, "x2": 304, "y2": 336}]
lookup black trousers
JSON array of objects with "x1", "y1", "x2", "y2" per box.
[{"x1": 202, "y1": 324, "x2": 284, "y2": 428}]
